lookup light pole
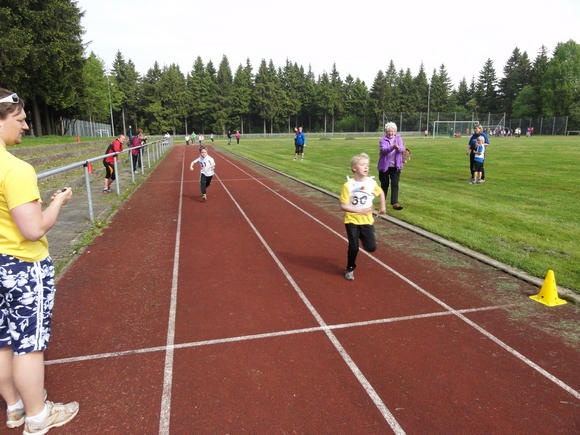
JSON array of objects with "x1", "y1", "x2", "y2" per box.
[
  {"x1": 106, "y1": 75, "x2": 114, "y2": 136},
  {"x1": 426, "y1": 82, "x2": 431, "y2": 137}
]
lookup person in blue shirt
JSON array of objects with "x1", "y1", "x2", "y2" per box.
[
  {"x1": 293, "y1": 127, "x2": 305, "y2": 161},
  {"x1": 466, "y1": 123, "x2": 489, "y2": 183},
  {"x1": 472, "y1": 136, "x2": 486, "y2": 184}
]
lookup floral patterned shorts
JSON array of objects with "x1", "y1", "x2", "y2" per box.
[{"x1": 0, "y1": 254, "x2": 55, "y2": 355}]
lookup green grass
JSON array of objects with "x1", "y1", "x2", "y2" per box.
[
  {"x1": 17, "y1": 135, "x2": 111, "y2": 148},
  {"x1": 223, "y1": 135, "x2": 580, "y2": 292}
]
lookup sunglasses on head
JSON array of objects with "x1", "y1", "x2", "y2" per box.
[{"x1": 0, "y1": 93, "x2": 19, "y2": 104}]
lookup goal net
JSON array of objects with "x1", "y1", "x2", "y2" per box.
[{"x1": 433, "y1": 121, "x2": 478, "y2": 137}]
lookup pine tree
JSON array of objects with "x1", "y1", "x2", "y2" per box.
[{"x1": 475, "y1": 58, "x2": 499, "y2": 113}]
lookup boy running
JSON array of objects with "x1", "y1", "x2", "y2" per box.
[
  {"x1": 189, "y1": 145, "x2": 215, "y2": 200},
  {"x1": 340, "y1": 153, "x2": 386, "y2": 280}
]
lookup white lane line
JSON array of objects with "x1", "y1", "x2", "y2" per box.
[
  {"x1": 215, "y1": 174, "x2": 406, "y2": 435},
  {"x1": 219, "y1": 154, "x2": 580, "y2": 401},
  {"x1": 45, "y1": 304, "x2": 516, "y2": 366},
  {"x1": 158, "y1": 149, "x2": 186, "y2": 435}
]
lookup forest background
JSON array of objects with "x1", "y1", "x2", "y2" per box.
[{"x1": 1, "y1": 1, "x2": 579, "y2": 137}]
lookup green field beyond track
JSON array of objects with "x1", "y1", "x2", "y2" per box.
[{"x1": 222, "y1": 135, "x2": 580, "y2": 293}]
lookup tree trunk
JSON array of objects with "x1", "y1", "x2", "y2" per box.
[
  {"x1": 324, "y1": 113, "x2": 327, "y2": 133},
  {"x1": 121, "y1": 107, "x2": 126, "y2": 135},
  {"x1": 43, "y1": 102, "x2": 51, "y2": 136},
  {"x1": 270, "y1": 117, "x2": 273, "y2": 135},
  {"x1": 241, "y1": 117, "x2": 244, "y2": 135},
  {"x1": 263, "y1": 118, "x2": 266, "y2": 135}
]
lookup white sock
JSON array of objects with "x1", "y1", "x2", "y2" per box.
[
  {"x1": 26, "y1": 404, "x2": 48, "y2": 423},
  {"x1": 7, "y1": 399, "x2": 24, "y2": 411}
]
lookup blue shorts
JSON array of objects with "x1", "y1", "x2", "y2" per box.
[{"x1": 0, "y1": 254, "x2": 56, "y2": 355}]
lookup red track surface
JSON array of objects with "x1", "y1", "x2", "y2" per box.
[{"x1": 3, "y1": 145, "x2": 578, "y2": 433}]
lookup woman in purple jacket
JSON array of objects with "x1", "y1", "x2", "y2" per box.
[{"x1": 378, "y1": 122, "x2": 406, "y2": 210}]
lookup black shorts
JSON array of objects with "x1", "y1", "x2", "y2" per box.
[
  {"x1": 295, "y1": 144, "x2": 304, "y2": 154},
  {"x1": 104, "y1": 162, "x2": 115, "y2": 180},
  {"x1": 473, "y1": 161, "x2": 484, "y2": 172}
]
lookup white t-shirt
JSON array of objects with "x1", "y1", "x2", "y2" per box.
[{"x1": 193, "y1": 155, "x2": 215, "y2": 176}]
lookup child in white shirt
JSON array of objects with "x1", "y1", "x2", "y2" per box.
[{"x1": 189, "y1": 145, "x2": 216, "y2": 200}]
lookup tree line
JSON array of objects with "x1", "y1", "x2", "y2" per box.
[{"x1": 1, "y1": 1, "x2": 579, "y2": 136}]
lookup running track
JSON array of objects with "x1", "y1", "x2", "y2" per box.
[{"x1": 5, "y1": 145, "x2": 579, "y2": 433}]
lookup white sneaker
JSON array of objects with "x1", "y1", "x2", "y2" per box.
[
  {"x1": 344, "y1": 270, "x2": 354, "y2": 281},
  {"x1": 23, "y1": 401, "x2": 79, "y2": 435},
  {"x1": 5, "y1": 389, "x2": 47, "y2": 429}
]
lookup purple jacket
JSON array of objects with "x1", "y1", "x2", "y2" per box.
[{"x1": 378, "y1": 134, "x2": 406, "y2": 171}]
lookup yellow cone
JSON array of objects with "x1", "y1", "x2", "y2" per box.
[{"x1": 530, "y1": 270, "x2": 567, "y2": 306}]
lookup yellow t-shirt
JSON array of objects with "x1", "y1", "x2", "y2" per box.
[
  {"x1": 0, "y1": 145, "x2": 49, "y2": 262},
  {"x1": 340, "y1": 176, "x2": 382, "y2": 225}
]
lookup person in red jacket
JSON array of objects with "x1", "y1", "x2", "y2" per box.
[
  {"x1": 130, "y1": 129, "x2": 144, "y2": 172},
  {"x1": 103, "y1": 134, "x2": 125, "y2": 193}
]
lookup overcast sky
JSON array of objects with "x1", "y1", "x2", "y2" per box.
[{"x1": 77, "y1": 0, "x2": 580, "y2": 88}]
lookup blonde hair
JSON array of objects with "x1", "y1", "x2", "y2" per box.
[
  {"x1": 350, "y1": 153, "x2": 370, "y2": 171},
  {"x1": 476, "y1": 136, "x2": 485, "y2": 143}
]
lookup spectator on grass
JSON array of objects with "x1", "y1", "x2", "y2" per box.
[
  {"x1": 0, "y1": 87, "x2": 79, "y2": 433},
  {"x1": 293, "y1": 127, "x2": 305, "y2": 161},
  {"x1": 235, "y1": 130, "x2": 240, "y2": 144},
  {"x1": 227, "y1": 130, "x2": 232, "y2": 145},
  {"x1": 466, "y1": 123, "x2": 489, "y2": 183},
  {"x1": 472, "y1": 136, "x2": 486, "y2": 184},
  {"x1": 378, "y1": 122, "x2": 406, "y2": 210},
  {"x1": 103, "y1": 134, "x2": 126, "y2": 193}
]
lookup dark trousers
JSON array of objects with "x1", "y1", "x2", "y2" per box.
[
  {"x1": 132, "y1": 151, "x2": 142, "y2": 170},
  {"x1": 345, "y1": 223, "x2": 376, "y2": 271},
  {"x1": 200, "y1": 174, "x2": 213, "y2": 194},
  {"x1": 379, "y1": 167, "x2": 401, "y2": 205},
  {"x1": 469, "y1": 152, "x2": 485, "y2": 179}
]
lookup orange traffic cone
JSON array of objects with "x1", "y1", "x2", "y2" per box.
[
  {"x1": 530, "y1": 270, "x2": 567, "y2": 307},
  {"x1": 76, "y1": 135, "x2": 80, "y2": 143},
  {"x1": 87, "y1": 162, "x2": 94, "y2": 174}
]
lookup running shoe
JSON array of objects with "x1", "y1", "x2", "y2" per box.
[
  {"x1": 6, "y1": 390, "x2": 48, "y2": 429},
  {"x1": 202, "y1": 194, "x2": 207, "y2": 200},
  {"x1": 344, "y1": 270, "x2": 354, "y2": 281},
  {"x1": 23, "y1": 400, "x2": 79, "y2": 435}
]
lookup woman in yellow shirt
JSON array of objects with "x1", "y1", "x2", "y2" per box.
[{"x1": 0, "y1": 88, "x2": 78, "y2": 433}]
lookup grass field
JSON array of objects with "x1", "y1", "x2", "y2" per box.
[
  {"x1": 219, "y1": 134, "x2": 580, "y2": 293},
  {"x1": 19, "y1": 135, "x2": 109, "y2": 147}
]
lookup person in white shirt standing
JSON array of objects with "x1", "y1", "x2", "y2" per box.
[{"x1": 189, "y1": 145, "x2": 216, "y2": 200}]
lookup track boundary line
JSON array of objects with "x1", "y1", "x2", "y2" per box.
[
  {"x1": 45, "y1": 304, "x2": 517, "y2": 366},
  {"x1": 158, "y1": 148, "x2": 186, "y2": 435},
  {"x1": 215, "y1": 173, "x2": 406, "y2": 434},
  {"x1": 218, "y1": 152, "x2": 580, "y2": 401}
]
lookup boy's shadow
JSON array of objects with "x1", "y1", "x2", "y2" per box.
[{"x1": 278, "y1": 251, "x2": 343, "y2": 276}]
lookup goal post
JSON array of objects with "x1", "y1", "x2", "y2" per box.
[{"x1": 433, "y1": 120, "x2": 479, "y2": 138}]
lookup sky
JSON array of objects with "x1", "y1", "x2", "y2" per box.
[{"x1": 77, "y1": 0, "x2": 580, "y2": 88}]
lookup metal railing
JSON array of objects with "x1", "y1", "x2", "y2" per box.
[{"x1": 37, "y1": 137, "x2": 173, "y2": 222}]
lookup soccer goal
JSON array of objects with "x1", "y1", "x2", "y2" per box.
[{"x1": 433, "y1": 121, "x2": 478, "y2": 138}]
